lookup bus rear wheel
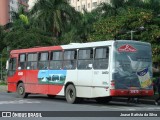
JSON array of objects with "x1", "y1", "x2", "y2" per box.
[
  {"x1": 65, "y1": 84, "x2": 79, "y2": 104},
  {"x1": 17, "y1": 83, "x2": 28, "y2": 98},
  {"x1": 95, "y1": 97, "x2": 112, "y2": 104}
]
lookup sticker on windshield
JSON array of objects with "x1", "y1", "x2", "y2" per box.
[{"x1": 118, "y1": 44, "x2": 137, "y2": 52}]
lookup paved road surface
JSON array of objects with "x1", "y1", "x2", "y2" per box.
[{"x1": 0, "y1": 86, "x2": 159, "y2": 120}]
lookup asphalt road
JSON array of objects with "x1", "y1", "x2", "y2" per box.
[{"x1": 0, "y1": 91, "x2": 160, "y2": 120}]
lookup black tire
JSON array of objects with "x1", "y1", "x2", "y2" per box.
[
  {"x1": 95, "y1": 97, "x2": 112, "y2": 104},
  {"x1": 65, "y1": 84, "x2": 79, "y2": 104},
  {"x1": 17, "y1": 83, "x2": 28, "y2": 98},
  {"x1": 47, "y1": 95, "x2": 56, "y2": 99}
]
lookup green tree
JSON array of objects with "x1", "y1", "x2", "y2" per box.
[
  {"x1": 3, "y1": 27, "x2": 53, "y2": 50},
  {"x1": 0, "y1": 26, "x2": 5, "y2": 52},
  {"x1": 30, "y1": 0, "x2": 78, "y2": 39},
  {"x1": 143, "y1": 0, "x2": 160, "y2": 15},
  {"x1": 88, "y1": 7, "x2": 153, "y2": 41},
  {"x1": 11, "y1": 6, "x2": 29, "y2": 29},
  {"x1": 3, "y1": 5, "x2": 54, "y2": 50},
  {"x1": 60, "y1": 9, "x2": 99, "y2": 43}
]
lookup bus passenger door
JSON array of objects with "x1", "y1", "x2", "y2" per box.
[
  {"x1": 7, "y1": 56, "x2": 18, "y2": 92},
  {"x1": 77, "y1": 68, "x2": 93, "y2": 97},
  {"x1": 77, "y1": 48, "x2": 93, "y2": 98},
  {"x1": 92, "y1": 46, "x2": 110, "y2": 97}
]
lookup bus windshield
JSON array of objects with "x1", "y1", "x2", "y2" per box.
[{"x1": 113, "y1": 42, "x2": 152, "y2": 90}]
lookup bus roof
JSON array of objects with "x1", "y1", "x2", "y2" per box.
[{"x1": 10, "y1": 40, "x2": 150, "y2": 54}]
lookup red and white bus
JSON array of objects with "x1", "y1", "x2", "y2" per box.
[{"x1": 6, "y1": 40, "x2": 153, "y2": 103}]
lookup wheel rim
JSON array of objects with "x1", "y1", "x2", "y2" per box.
[
  {"x1": 68, "y1": 89, "x2": 74, "y2": 99},
  {"x1": 19, "y1": 86, "x2": 24, "y2": 95}
]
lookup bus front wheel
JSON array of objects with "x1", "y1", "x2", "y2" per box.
[
  {"x1": 17, "y1": 83, "x2": 28, "y2": 98},
  {"x1": 65, "y1": 84, "x2": 79, "y2": 104}
]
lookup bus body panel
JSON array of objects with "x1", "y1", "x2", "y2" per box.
[
  {"x1": 92, "y1": 46, "x2": 112, "y2": 97},
  {"x1": 92, "y1": 87, "x2": 110, "y2": 97},
  {"x1": 54, "y1": 70, "x2": 77, "y2": 96},
  {"x1": 7, "y1": 40, "x2": 154, "y2": 99},
  {"x1": 76, "y1": 86, "x2": 92, "y2": 98},
  {"x1": 110, "y1": 40, "x2": 153, "y2": 96}
]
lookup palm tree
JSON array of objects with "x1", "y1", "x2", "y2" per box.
[
  {"x1": 96, "y1": 0, "x2": 126, "y2": 18},
  {"x1": 78, "y1": 10, "x2": 99, "y2": 42},
  {"x1": 95, "y1": 2, "x2": 115, "y2": 18},
  {"x1": 30, "y1": 0, "x2": 79, "y2": 38},
  {"x1": 110, "y1": 0, "x2": 125, "y2": 9}
]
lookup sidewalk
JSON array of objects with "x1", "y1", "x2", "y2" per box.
[{"x1": 0, "y1": 85, "x2": 7, "y2": 92}]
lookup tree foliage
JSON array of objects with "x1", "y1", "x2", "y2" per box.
[
  {"x1": 88, "y1": 7, "x2": 153, "y2": 41},
  {"x1": 0, "y1": 26, "x2": 5, "y2": 52},
  {"x1": 30, "y1": 0, "x2": 79, "y2": 38},
  {"x1": 85, "y1": 0, "x2": 160, "y2": 62},
  {"x1": 3, "y1": 28, "x2": 53, "y2": 50},
  {"x1": 1, "y1": 0, "x2": 160, "y2": 62}
]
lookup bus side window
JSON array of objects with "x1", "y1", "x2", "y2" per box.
[
  {"x1": 93, "y1": 47, "x2": 109, "y2": 69},
  {"x1": 78, "y1": 48, "x2": 93, "y2": 69},
  {"x1": 8, "y1": 58, "x2": 17, "y2": 76},
  {"x1": 19, "y1": 54, "x2": 26, "y2": 69},
  {"x1": 38, "y1": 52, "x2": 49, "y2": 70},
  {"x1": 27, "y1": 53, "x2": 38, "y2": 70},
  {"x1": 50, "y1": 51, "x2": 63, "y2": 70},
  {"x1": 63, "y1": 50, "x2": 77, "y2": 70}
]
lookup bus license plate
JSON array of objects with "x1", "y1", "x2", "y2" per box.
[{"x1": 129, "y1": 90, "x2": 139, "y2": 94}]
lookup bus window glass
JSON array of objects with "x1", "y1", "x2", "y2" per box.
[
  {"x1": 78, "y1": 49, "x2": 93, "y2": 69},
  {"x1": 20, "y1": 54, "x2": 25, "y2": 61},
  {"x1": 38, "y1": 52, "x2": 49, "y2": 69},
  {"x1": 94, "y1": 47, "x2": 109, "y2": 69},
  {"x1": 113, "y1": 43, "x2": 152, "y2": 90},
  {"x1": 79, "y1": 49, "x2": 92, "y2": 59},
  {"x1": 40, "y1": 52, "x2": 48, "y2": 61},
  {"x1": 8, "y1": 58, "x2": 17, "y2": 76},
  {"x1": 27, "y1": 53, "x2": 37, "y2": 70},
  {"x1": 63, "y1": 50, "x2": 77, "y2": 69},
  {"x1": 28, "y1": 53, "x2": 37, "y2": 61},
  {"x1": 19, "y1": 54, "x2": 26, "y2": 69},
  {"x1": 50, "y1": 51, "x2": 63, "y2": 70},
  {"x1": 52, "y1": 51, "x2": 63, "y2": 60}
]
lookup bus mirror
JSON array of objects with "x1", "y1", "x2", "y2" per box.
[
  {"x1": 88, "y1": 64, "x2": 93, "y2": 68},
  {"x1": 27, "y1": 66, "x2": 30, "y2": 70},
  {"x1": 6, "y1": 60, "x2": 9, "y2": 70},
  {"x1": 18, "y1": 67, "x2": 21, "y2": 70}
]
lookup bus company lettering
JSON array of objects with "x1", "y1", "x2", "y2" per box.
[{"x1": 118, "y1": 44, "x2": 137, "y2": 52}]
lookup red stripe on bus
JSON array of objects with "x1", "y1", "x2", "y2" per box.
[{"x1": 110, "y1": 89, "x2": 153, "y2": 96}]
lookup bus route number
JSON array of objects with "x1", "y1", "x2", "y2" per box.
[
  {"x1": 18, "y1": 72, "x2": 23, "y2": 76},
  {"x1": 130, "y1": 90, "x2": 139, "y2": 94}
]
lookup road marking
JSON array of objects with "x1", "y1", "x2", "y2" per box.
[
  {"x1": 147, "y1": 107, "x2": 160, "y2": 110},
  {"x1": 0, "y1": 100, "x2": 40, "y2": 105}
]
